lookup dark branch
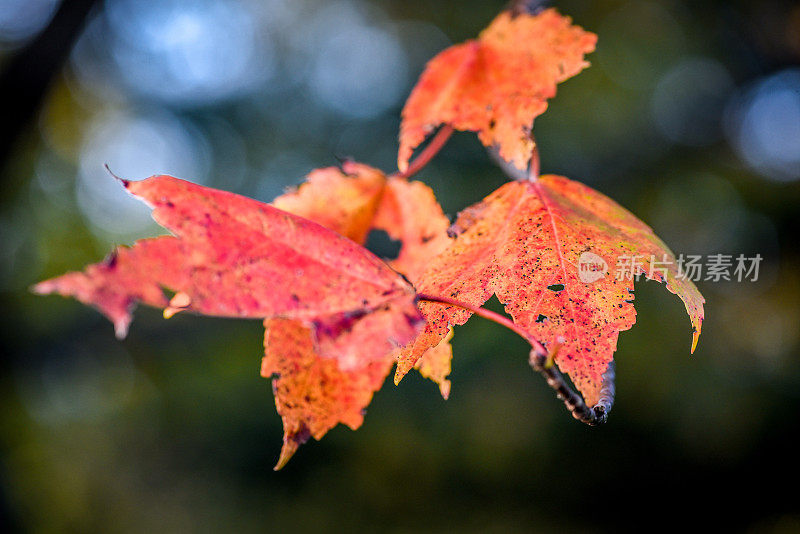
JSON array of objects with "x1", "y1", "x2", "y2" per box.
[{"x1": 528, "y1": 350, "x2": 615, "y2": 426}]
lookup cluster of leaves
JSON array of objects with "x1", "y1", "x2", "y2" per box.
[{"x1": 35, "y1": 6, "x2": 704, "y2": 469}]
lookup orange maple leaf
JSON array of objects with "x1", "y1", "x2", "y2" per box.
[
  {"x1": 262, "y1": 318, "x2": 394, "y2": 470},
  {"x1": 398, "y1": 7, "x2": 596, "y2": 173},
  {"x1": 395, "y1": 175, "x2": 705, "y2": 406},
  {"x1": 33, "y1": 174, "x2": 423, "y2": 370},
  {"x1": 272, "y1": 162, "x2": 387, "y2": 244},
  {"x1": 261, "y1": 162, "x2": 453, "y2": 466},
  {"x1": 273, "y1": 161, "x2": 451, "y2": 282}
]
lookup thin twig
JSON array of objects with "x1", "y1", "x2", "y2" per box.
[
  {"x1": 529, "y1": 350, "x2": 594, "y2": 423},
  {"x1": 416, "y1": 293, "x2": 547, "y2": 355},
  {"x1": 529, "y1": 351, "x2": 615, "y2": 425},
  {"x1": 396, "y1": 125, "x2": 454, "y2": 179}
]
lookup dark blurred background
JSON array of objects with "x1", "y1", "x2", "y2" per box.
[{"x1": 1, "y1": 0, "x2": 799, "y2": 531}]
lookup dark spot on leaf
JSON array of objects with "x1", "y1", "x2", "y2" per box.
[
  {"x1": 547, "y1": 284, "x2": 565, "y2": 292},
  {"x1": 289, "y1": 423, "x2": 311, "y2": 447},
  {"x1": 104, "y1": 250, "x2": 119, "y2": 269},
  {"x1": 313, "y1": 309, "x2": 369, "y2": 339},
  {"x1": 535, "y1": 314, "x2": 547, "y2": 323}
]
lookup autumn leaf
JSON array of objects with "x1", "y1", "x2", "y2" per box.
[
  {"x1": 262, "y1": 318, "x2": 394, "y2": 470},
  {"x1": 33, "y1": 174, "x2": 423, "y2": 370},
  {"x1": 272, "y1": 161, "x2": 453, "y2": 375},
  {"x1": 258, "y1": 162, "x2": 452, "y2": 466},
  {"x1": 272, "y1": 161, "x2": 451, "y2": 281},
  {"x1": 398, "y1": 7, "x2": 596, "y2": 173},
  {"x1": 272, "y1": 162, "x2": 386, "y2": 244},
  {"x1": 395, "y1": 175, "x2": 705, "y2": 406},
  {"x1": 412, "y1": 329, "x2": 453, "y2": 400},
  {"x1": 371, "y1": 175, "x2": 452, "y2": 282}
]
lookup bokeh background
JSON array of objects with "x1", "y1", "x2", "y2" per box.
[{"x1": 1, "y1": 0, "x2": 799, "y2": 531}]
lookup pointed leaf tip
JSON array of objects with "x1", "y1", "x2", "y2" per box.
[
  {"x1": 163, "y1": 292, "x2": 191, "y2": 319},
  {"x1": 397, "y1": 157, "x2": 408, "y2": 175},
  {"x1": 113, "y1": 320, "x2": 130, "y2": 340},
  {"x1": 103, "y1": 164, "x2": 130, "y2": 187},
  {"x1": 29, "y1": 281, "x2": 48, "y2": 295},
  {"x1": 264, "y1": 319, "x2": 395, "y2": 468},
  {"x1": 274, "y1": 441, "x2": 299, "y2": 471}
]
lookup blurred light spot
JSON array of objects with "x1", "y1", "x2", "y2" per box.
[
  {"x1": 652, "y1": 57, "x2": 734, "y2": 146},
  {"x1": 104, "y1": 0, "x2": 272, "y2": 105},
  {"x1": 68, "y1": 13, "x2": 126, "y2": 104},
  {"x1": 725, "y1": 69, "x2": 800, "y2": 182},
  {"x1": 77, "y1": 109, "x2": 210, "y2": 239},
  {"x1": 305, "y1": 2, "x2": 408, "y2": 118},
  {"x1": 17, "y1": 340, "x2": 137, "y2": 425},
  {"x1": 0, "y1": 0, "x2": 59, "y2": 47},
  {"x1": 247, "y1": 0, "x2": 310, "y2": 94}
]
